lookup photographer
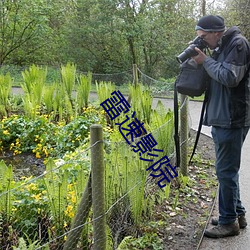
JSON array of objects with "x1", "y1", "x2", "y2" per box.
[{"x1": 192, "y1": 15, "x2": 250, "y2": 238}]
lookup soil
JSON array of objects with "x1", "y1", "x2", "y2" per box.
[
  {"x1": 0, "y1": 152, "x2": 45, "y2": 180},
  {"x1": 157, "y1": 129, "x2": 217, "y2": 250}
]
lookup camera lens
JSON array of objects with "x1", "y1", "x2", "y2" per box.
[
  {"x1": 176, "y1": 45, "x2": 198, "y2": 63},
  {"x1": 176, "y1": 36, "x2": 208, "y2": 63}
]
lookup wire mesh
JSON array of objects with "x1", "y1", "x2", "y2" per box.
[{"x1": 0, "y1": 66, "x2": 191, "y2": 249}]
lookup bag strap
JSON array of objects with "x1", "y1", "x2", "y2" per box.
[
  {"x1": 188, "y1": 90, "x2": 208, "y2": 164},
  {"x1": 174, "y1": 80, "x2": 208, "y2": 168},
  {"x1": 174, "y1": 80, "x2": 180, "y2": 168}
]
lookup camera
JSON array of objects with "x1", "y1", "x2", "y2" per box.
[{"x1": 176, "y1": 36, "x2": 208, "y2": 63}]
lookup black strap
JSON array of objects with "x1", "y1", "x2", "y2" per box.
[
  {"x1": 174, "y1": 80, "x2": 180, "y2": 168},
  {"x1": 188, "y1": 91, "x2": 208, "y2": 164},
  {"x1": 174, "y1": 81, "x2": 208, "y2": 168}
]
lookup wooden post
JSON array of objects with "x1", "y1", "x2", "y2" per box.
[
  {"x1": 180, "y1": 94, "x2": 188, "y2": 176},
  {"x1": 91, "y1": 124, "x2": 106, "y2": 250},
  {"x1": 133, "y1": 64, "x2": 138, "y2": 86},
  {"x1": 63, "y1": 175, "x2": 92, "y2": 250}
]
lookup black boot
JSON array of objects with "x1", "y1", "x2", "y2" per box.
[
  {"x1": 211, "y1": 214, "x2": 247, "y2": 229},
  {"x1": 205, "y1": 222, "x2": 240, "y2": 238}
]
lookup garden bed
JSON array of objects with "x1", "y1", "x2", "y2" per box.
[
  {"x1": 0, "y1": 65, "x2": 218, "y2": 249},
  {"x1": 114, "y1": 130, "x2": 217, "y2": 250}
]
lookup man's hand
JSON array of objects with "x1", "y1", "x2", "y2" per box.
[{"x1": 192, "y1": 47, "x2": 207, "y2": 64}]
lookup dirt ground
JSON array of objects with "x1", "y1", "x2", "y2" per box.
[{"x1": 158, "y1": 130, "x2": 217, "y2": 250}]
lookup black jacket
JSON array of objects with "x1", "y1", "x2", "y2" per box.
[{"x1": 203, "y1": 26, "x2": 250, "y2": 128}]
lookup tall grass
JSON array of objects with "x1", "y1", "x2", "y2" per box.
[
  {"x1": 96, "y1": 81, "x2": 115, "y2": 104},
  {"x1": 149, "y1": 100, "x2": 175, "y2": 156},
  {"x1": 105, "y1": 133, "x2": 148, "y2": 245},
  {"x1": 61, "y1": 63, "x2": 76, "y2": 102},
  {"x1": 129, "y1": 83, "x2": 152, "y2": 124},
  {"x1": 21, "y1": 65, "x2": 47, "y2": 118},
  {"x1": 104, "y1": 84, "x2": 175, "y2": 244},
  {"x1": 43, "y1": 84, "x2": 55, "y2": 114},
  {"x1": 0, "y1": 161, "x2": 14, "y2": 222},
  {"x1": 0, "y1": 73, "x2": 12, "y2": 116},
  {"x1": 76, "y1": 72, "x2": 92, "y2": 112}
]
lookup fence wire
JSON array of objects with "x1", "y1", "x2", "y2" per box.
[{"x1": 0, "y1": 67, "x2": 192, "y2": 249}]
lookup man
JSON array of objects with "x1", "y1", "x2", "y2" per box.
[{"x1": 192, "y1": 15, "x2": 250, "y2": 238}]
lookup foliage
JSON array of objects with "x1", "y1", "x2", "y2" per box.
[
  {"x1": 0, "y1": 108, "x2": 100, "y2": 158},
  {"x1": 61, "y1": 63, "x2": 76, "y2": 102},
  {"x1": 0, "y1": 151, "x2": 90, "y2": 248},
  {"x1": 103, "y1": 85, "x2": 175, "y2": 246},
  {"x1": 0, "y1": 161, "x2": 15, "y2": 222},
  {"x1": 21, "y1": 65, "x2": 47, "y2": 118},
  {"x1": 0, "y1": 0, "x2": 236, "y2": 78},
  {"x1": 117, "y1": 233, "x2": 163, "y2": 250},
  {"x1": 0, "y1": 78, "x2": 177, "y2": 248},
  {"x1": 43, "y1": 85, "x2": 56, "y2": 113},
  {"x1": 12, "y1": 176, "x2": 49, "y2": 241},
  {"x1": 0, "y1": 73, "x2": 12, "y2": 116},
  {"x1": 149, "y1": 100, "x2": 175, "y2": 157},
  {"x1": 129, "y1": 83, "x2": 153, "y2": 124},
  {"x1": 220, "y1": 0, "x2": 250, "y2": 39},
  {"x1": 0, "y1": 0, "x2": 52, "y2": 65},
  {"x1": 76, "y1": 72, "x2": 92, "y2": 110},
  {"x1": 13, "y1": 235, "x2": 46, "y2": 250},
  {"x1": 96, "y1": 81, "x2": 116, "y2": 104}
]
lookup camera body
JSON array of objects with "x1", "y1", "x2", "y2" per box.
[{"x1": 176, "y1": 36, "x2": 208, "y2": 64}]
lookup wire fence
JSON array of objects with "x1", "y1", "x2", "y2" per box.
[
  {"x1": 0, "y1": 65, "x2": 190, "y2": 249},
  {"x1": 0, "y1": 64, "x2": 175, "y2": 97}
]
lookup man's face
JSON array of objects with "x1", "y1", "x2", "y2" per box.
[{"x1": 196, "y1": 30, "x2": 222, "y2": 49}]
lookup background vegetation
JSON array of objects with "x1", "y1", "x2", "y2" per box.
[{"x1": 0, "y1": 0, "x2": 249, "y2": 81}]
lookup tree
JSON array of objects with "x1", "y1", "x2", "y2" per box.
[
  {"x1": 0, "y1": 0, "x2": 231, "y2": 79},
  {"x1": 220, "y1": 0, "x2": 250, "y2": 39},
  {"x1": 0, "y1": 0, "x2": 50, "y2": 65},
  {"x1": 66, "y1": 0, "x2": 199, "y2": 78}
]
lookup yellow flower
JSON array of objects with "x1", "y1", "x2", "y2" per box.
[
  {"x1": 65, "y1": 205, "x2": 74, "y2": 218},
  {"x1": 36, "y1": 152, "x2": 41, "y2": 159},
  {"x1": 14, "y1": 149, "x2": 22, "y2": 155},
  {"x1": 71, "y1": 195, "x2": 76, "y2": 204},
  {"x1": 42, "y1": 147, "x2": 49, "y2": 157},
  {"x1": 26, "y1": 183, "x2": 37, "y2": 191},
  {"x1": 3, "y1": 130, "x2": 9, "y2": 135},
  {"x1": 12, "y1": 207, "x2": 17, "y2": 212},
  {"x1": 32, "y1": 193, "x2": 42, "y2": 201}
]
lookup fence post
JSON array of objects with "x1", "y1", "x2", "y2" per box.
[
  {"x1": 91, "y1": 124, "x2": 106, "y2": 250},
  {"x1": 63, "y1": 175, "x2": 92, "y2": 250},
  {"x1": 133, "y1": 64, "x2": 138, "y2": 86},
  {"x1": 180, "y1": 94, "x2": 189, "y2": 176}
]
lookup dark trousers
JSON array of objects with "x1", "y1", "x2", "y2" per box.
[{"x1": 211, "y1": 126, "x2": 249, "y2": 225}]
